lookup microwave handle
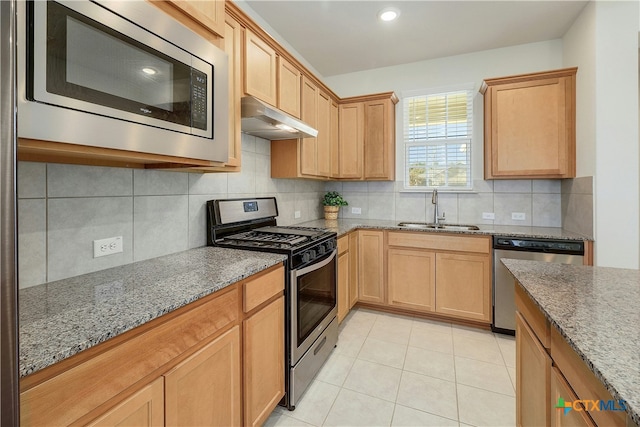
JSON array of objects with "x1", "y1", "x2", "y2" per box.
[{"x1": 294, "y1": 249, "x2": 337, "y2": 277}]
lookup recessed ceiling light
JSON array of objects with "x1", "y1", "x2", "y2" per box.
[
  {"x1": 378, "y1": 7, "x2": 400, "y2": 22},
  {"x1": 142, "y1": 67, "x2": 157, "y2": 75}
]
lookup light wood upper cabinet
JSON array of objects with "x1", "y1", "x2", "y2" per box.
[
  {"x1": 300, "y1": 76, "x2": 319, "y2": 176},
  {"x1": 244, "y1": 29, "x2": 278, "y2": 107},
  {"x1": 278, "y1": 57, "x2": 301, "y2": 118},
  {"x1": 358, "y1": 230, "x2": 385, "y2": 304},
  {"x1": 164, "y1": 326, "x2": 242, "y2": 427},
  {"x1": 337, "y1": 92, "x2": 397, "y2": 180},
  {"x1": 317, "y1": 90, "x2": 332, "y2": 177},
  {"x1": 166, "y1": 0, "x2": 225, "y2": 38},
  {"x1": 481, "y1": 68, "x2": 577, "y2": 179},
  {"x1": 223, "y1": 14, "x2": 243, "y2": 168},
  {"x1": 330, "y1": 100, "x2": 340, "y2": 178},
  {"x1": 363, "y1": 97, "x2": 396, "y2": 180},
  {"x1": 338, "y1": 102, "x2": 364, "y2": 178}
]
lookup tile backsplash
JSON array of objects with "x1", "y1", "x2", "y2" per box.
[
  {"x1": 326, "y1": 179, "x2": 563, "y2": 227},
  {"x1": 17, "y1": 131, "x2": 592, "y2": 288},
  {"x1": 17, "y1": 134, "x2": 324, "y2": 288}
]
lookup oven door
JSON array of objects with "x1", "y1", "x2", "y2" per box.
[{"x1": 290, "y1": 249, "x2": 337, "y2": 365}]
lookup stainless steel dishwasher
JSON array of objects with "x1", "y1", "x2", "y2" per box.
[{"x1": 492, "y1": 236, "x2": 584, "y2": 335}]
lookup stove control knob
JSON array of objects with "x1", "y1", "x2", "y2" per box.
[
  {"x1": 318, "y1": 245, "x2": 326, "y2": 255},
  {"x1": 325, "y1": 240, "x2": 334, "y2": 251},
  {"x1": 302, "y1": 251, "x2": 312, "y2": 263}
]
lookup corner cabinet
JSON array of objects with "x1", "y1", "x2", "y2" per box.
[{"x1": 481, "y1": 67, "x2": 577, "y2": 179}]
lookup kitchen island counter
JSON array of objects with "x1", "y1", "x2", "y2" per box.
[
  {"x1": 502, "y1": 258, "x2": 640, "y2": 426},
  {"x1": 19, "y1": 246, "x2": 286, "y2": 378}
]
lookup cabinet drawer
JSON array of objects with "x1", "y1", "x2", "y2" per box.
[
  {"x1": 243, "y1": 265, "x2": 285, "y2": 313},
  {"x1": 550, "y1": 328, "x2": 627, "y2": 427},
  {"x1": 388, "y1": 231, "x2": 490, "y2": 254},
  {"x1": 515, "y1": 284, "x2": 550, "y2": 348},
  {"x1": 337, "y1": 235, "x2": 349, "y2": 255}
]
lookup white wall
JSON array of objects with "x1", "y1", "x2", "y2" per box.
[{"x1": 563, "y1": 0, "x2": 640, "y2": 268}]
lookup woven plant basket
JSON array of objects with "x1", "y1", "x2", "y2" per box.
[{"x1": 324, "y1": 205, "x2": 340, "y2": 220}]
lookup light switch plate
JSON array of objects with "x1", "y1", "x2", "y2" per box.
[
  {"x1": 351, "y1": 207, "x2": 362, "y2": 215},
  {"x1": 482, "y1": 212, "x2": 495, "y2": 220},
  {"x1": 294, "y1": 211, "x2": 301, "y2": 219},
  {"x1": 511, "y1": 212, "x2": 526, "y2": 221}
]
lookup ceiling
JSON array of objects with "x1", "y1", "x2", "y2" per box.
[{"x1": 243, "y1": 1, "x2": 589, "y2": 77}]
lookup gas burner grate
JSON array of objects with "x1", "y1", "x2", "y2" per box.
[{"x1": 224, "y1": 230, "x2": 309, "y2": 247}]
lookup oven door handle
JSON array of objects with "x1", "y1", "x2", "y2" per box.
[{"x1": 294, "y1": 249, "x2": 337, "y2": 277}]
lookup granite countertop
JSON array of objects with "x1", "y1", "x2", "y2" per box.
[
  {"x1": 19, "y1": 246, "x2": 286, "y2": 378},
  {"x1": 501, "y1": 259, "x2": 640, "y2": 426},
  {"x1": 297, "y1": 218, "x2": 591, "y2": 241}
]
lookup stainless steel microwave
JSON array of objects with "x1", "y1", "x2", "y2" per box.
[{"x1": 17, "y1": 0, "x2": 229, "y2": 163}]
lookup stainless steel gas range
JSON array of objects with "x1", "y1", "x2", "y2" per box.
[{"x1": 206, "y1": 197, "x2": 338, "y2": 410}]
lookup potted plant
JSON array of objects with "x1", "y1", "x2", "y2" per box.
[{"x1": 322, "y1": 191, "x2": 348, "y2": 220}]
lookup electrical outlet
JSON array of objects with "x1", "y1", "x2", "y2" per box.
[
  {"x1": 511, "y1": 212, "x2": 526, "y2": 221},
  {"x1": 93, "y1": 236, "x2": 123, "y2": 258},
  {"x1": 482, "y1": 212, "x2": 495, "y2": 220},
  {"x1": 294, "y1": 211, "x2": 301, "y2": 219},
  {"x1": 351, "y1": 207, "x2": 362, "y2": 215}
]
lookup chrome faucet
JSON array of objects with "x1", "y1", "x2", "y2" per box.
[{"x1": 432, "y1": 189, "x2": 445, "y2": 225}]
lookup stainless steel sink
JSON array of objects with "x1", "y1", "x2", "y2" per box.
[{"x1": 397, "y1": 222, "x2": 480, "y2": 231}]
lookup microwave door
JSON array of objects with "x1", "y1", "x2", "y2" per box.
[{"x1": 29, "y1": 0, "x2": 212, "y2": 138}]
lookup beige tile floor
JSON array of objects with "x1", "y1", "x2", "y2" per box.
[{"x1": 266, "y1": 308, "x2": 516, "y2": 427}]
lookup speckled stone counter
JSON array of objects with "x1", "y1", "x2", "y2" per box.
[
  {"x1": 501, "y1": 259, "x2": 640, "y2": 426},
  {"x1": 19, "y1": 246, "x2": 286, "y2": 378},
  {"x1": 297, "y1": 218, "x2": 591, "y2": 241}
]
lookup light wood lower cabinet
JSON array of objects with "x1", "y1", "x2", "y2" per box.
[
  {"x1": 387, "y1": 248, "x2": 435, "y2": 312},
  {"x1": 244, "y1": 296, "x2": 285, "y2": 427},
  {"x1": 516, "y1": 284, "x2": 629, "y2": 427},
  {"x1": 516, "y1": 311, "x2": 551, "y2": 427},
  {"x1": 20, "y1": 264, "x2": 285, "y2": 427},
  {"x1": 348, "y1": 232, "x2": 359, "y2": 308},
  {"x1": 358, "y1": 230, "x2": 385, "y2": 304},
  {"x1": 164, "y1": 326, "x2": 242, "y2": 426},
  {"x1": 337, "y1": 235, "x2": 350, "y2": 323},
  {"x1": 435, "y1": 252, "x2": 491, "y2": 322},
  {"x1": 86, "y1": 377, "x2": 164, "y2": 427}
]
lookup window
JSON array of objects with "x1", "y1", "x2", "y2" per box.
[{"x1": 403, "y1": 87, "x2": 473, "y2": 190}]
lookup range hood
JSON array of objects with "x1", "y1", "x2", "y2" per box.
[{"x1": 241, "y1": 96, "x2": 318, "y2": 140}]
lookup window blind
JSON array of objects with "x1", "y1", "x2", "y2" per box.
[{"x1": 403, "y1": 90, "x2": 473, "y2": 190}]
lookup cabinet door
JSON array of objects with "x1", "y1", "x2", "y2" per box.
[
  {"x1": 164, "y1": 326, "x2": 241, "y2": 427},
  {"x1": 278, "y1": 56, "x2": 301, "y2": 118},
  {"x1": 223, "y1": 14, "x2": 242, "y2": 167},
  {"x1": 300, "y1": 76, "x2": 319, "y2": 176},
  {"x1": 86, "y1": 378, "x2": 164, "y2": 427},
  {"x1": 358, "y1": 230, "x2": 385, "y2": 304},
  {"x1": 516, "y1": 312, "x2": 551, "y2": 427},
  {"x1": 339, "y1": 102, "x2": 364, "y2": 178},
  {"x1": 244, "y1": 29, "x2": 277, "y2": 106},
  {"x1": 485, "y1": 70, "x2": 576, "y2": 179},
  {"x1": 435, "y1": 252, "x2": 491, "y2": 322},
  {"x1": 348, "y1": 231, "x2": 359, "y2": 308},
  {"x1": 364, "y1": 98, "x2": 395, "y2": 180},
  {"x1": 168, "y1": 0, "x2": 225, "y2": 37},
  {"x1": 388, "y1": 248, "x2": 435, "y2": 313},
  {"x1": 317, "y1": 90, "x2": 332, "y2": 177},
  {"x1": 337, "y1": 249, "x2": 350, "y2": 323},
  {"x1": 550, "y1": 367, "x2": 596, "y2": 427},
  {"x1": 330, "y1": 100, "x2": 340, "y2": 178},
  {"x1": 244, "y1": 296, "x2": 285, "y2": 427}
]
